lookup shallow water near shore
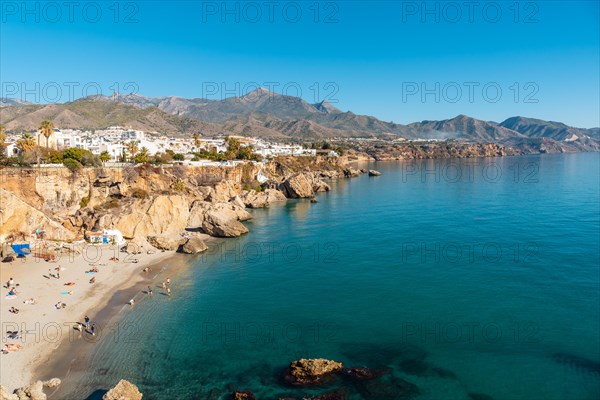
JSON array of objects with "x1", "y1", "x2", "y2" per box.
[{"x1": 52, "y1": 153, "x2": 599, "y2": 400}]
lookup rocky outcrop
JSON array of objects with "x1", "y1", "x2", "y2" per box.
[
  {"x1": 312, "y1": 179, "x2": 331, "y2": 192},
  {"x1": 0, "y1": 189, "x2": 76, "y2": 243},
  {"x1": 231, "y1": 391, "x2": 256, "y2": 400},
  {"x1": 284, "y1": 358, "x2": 344, "y2": 386},
  {"x1": 180, "y1": 237, "x2": 208, "y2": 254},
  {"x1": 188, "y1": 202, "x2": 252, "y2": 238},
  {"x1": 206, "y1": 180, "x2": 238, "y2": 203},
  {"x1": 368, "y1": 170, "x2": 381, "y2": 176},
  {"x1": 241, "y1": 189, "x2": 287, "y2": 208},
  {"x1": 102, "y1": 380, "x2": 143, "y2": 400},
  {"x1": 188, "y1": 202, "x2": 251, "y2": 237},
  {"x1": 342, "y1": 167, "x2": 361, "y2": 178},
  {"x1": 147, "y1": 234, "x2": 186, "y2": 251},
  {"x1": 2, "y1": 379, "x2": 61, "y2": 400},
  {"x1": 278, "y1": 174, "x2": 315, "y2": 198},
  {"x1": 114, "y1": 195, "x2": 189, "y2": 240},
  {"x1": 123, "y1": 236, "x2": 151, "y2": 254},
  {"x1": 0, "y1": 385, "x2": 18, "y2": 400}
]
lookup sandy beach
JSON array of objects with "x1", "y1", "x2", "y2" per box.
[{"x1": 0, "y1": 241, "x2": 176, "y2": 391}]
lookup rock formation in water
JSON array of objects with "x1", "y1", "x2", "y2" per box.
[
  {"x1": 180, "y1": 236, "x2": 208, "y2": 254},
  {"x1": 231, "y1": 390, "x2": 256, "y2": 400},
  {"x1": 284, "y1": 358, "x2": 345, "y2": 386},
  {"x1": 102, "y1": 379, "x2": 143, "y2": 400}
]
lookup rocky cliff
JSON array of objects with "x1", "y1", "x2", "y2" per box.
[{"x1": 0, "y1": 158, "x2": 361, "y2": 249}]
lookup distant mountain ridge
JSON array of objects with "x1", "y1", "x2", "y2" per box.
[{"x1": 0, "y1": 90, "x2": 598, "y2": 153}]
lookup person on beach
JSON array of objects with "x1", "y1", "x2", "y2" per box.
[
  {"x1": 8, "y1": 287, "x2": 18, "y2": 295},
  {"x1": 167, "y1": 287, "x2": 171, "y2": 297},
  {"x1": 7, "y1": 278, "x2": 14, "y2": 288},
  {"x1": 166, "y1": 278, "x2": 171, "y2": 285},
  {"x1": 84, "y1": 315, "x2": 90, "y2": 328},
  {"x1": 9, "y1": 307, "x2": 19, "y2": 314},
  {"x1": 55, "y1": 266, "x2": 61, "y2": 279},
  {"x1": 76, "y1": 322, "x2": 82, "y2": 332},
  {"x1": 129, "y1": 299, "x2": 135, "y2": 305},
  {"x1": 48, "y1": 269, "x2": 53, "y2": 278},
  {"x1": 91, "y1": 324, "x2": 96, "y2": 336},
  {"x1": 162, "y1": 281, "x2": 167, "y2": 290},
  {"x1": 148, "y1": 286, "x2": 153, "y2": 295},
  {"x1": 89, "y1": 277, "x2": 96, "y2": 284}
]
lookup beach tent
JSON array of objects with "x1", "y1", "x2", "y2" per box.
[{"x1": 11, "y1": 244, "x2": 31, "y2": 256}]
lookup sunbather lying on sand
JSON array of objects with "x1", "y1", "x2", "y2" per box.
[
  {"x1": 64, "y1": 282, "x2": 76, "y2": 286},
  {"x1": 23, "y1": 298, "x2": 37, "y2": 305},
  {"x1": 2, "y1": 343, "x2": 22, "y2": 353}
]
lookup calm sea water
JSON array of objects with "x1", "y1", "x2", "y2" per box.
[{"x1": 61, "y1": 153, "x2": 599, "y2": 400}]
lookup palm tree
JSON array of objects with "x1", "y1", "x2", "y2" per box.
[
  {"x1": 127, "y1": 140, "x2": 138, "y2": 162},
  {"x1": 135, "y1": 147, "x2": 150, "y2": 163},
  {"x1": 38, "y1": 120, "x2": 54, "y2": 150},
  {"x1": 192, "y1": 133, "x2": 200, "y2": 149},
  {"x1": 99, "y1": 151, "x2": 111, "y2": 164},
  {"x1": 16, "y1": 133, "x2": 36, "y2": 153}
]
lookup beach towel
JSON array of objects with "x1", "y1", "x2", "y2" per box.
[
  {"x1": 60, "y1": 291, "x2": 72, "y2": 295},
  {"x1": 5, "y1": 294, "x2": 17, "y2": 300}
]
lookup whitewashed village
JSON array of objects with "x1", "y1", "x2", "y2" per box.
[{"x1": 2, "y1": 125, "x2": 341, "y2": 165}]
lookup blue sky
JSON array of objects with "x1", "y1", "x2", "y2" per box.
[{"x1": 1, "y1": 1, "x2": 599, "y2": 127}]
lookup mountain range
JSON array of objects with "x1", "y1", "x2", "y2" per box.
[{"x1": 1, "y1": 89, "x2": 598, "y2": 152}]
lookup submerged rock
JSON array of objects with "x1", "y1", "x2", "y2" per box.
[
  {"x1": 468, "y1": 393, "x2": 496, "y2": 400},
  {"x1": 552, "y1": 352, "x2": 600, "y2": 375},
  {"x1": 342, "y1": 368, "x2": 389, "y2": 381},
  {"x1": 102, "y1": 380, "x2": 143, "y2": 400},
  {"x1": 356, "y1": 375, "x2": 419, "y2": 400},
  {"x1": 284, "y1": 358, "x2": 344, "y2": 386}
]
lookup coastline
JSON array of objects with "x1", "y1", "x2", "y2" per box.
[
  {"x1": 1, "y1": 152, "x2": 570, "y2": 396},
  {"x1": 0, "y1": 243, "x2": 176, "y2": 392}
]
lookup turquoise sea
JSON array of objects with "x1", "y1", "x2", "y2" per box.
[{"x1": 56, "y1": 153, "x2": 599, "y2": 400}]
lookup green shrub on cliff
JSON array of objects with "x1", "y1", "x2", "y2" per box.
[
  {"x1": 79, "y1": 196, "x2": 90, "y2": 208},
  {"x1": 63, "y1": 158, "x2": 83, "y2": 172}
]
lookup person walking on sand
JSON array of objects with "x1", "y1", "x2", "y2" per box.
[
  {"x1": 55, "y1": 266, "x2": 61, "y2": 279},
  {"x1": 48, "y1": 269, "x2": 53, "y2": 278},
  {"x1": 84, "y1": 315, "x2": 90, "y2": 329},
  {"x1": 90, "y1": 324, "x2": 96, "y2": 336},
  {"x1": 162, "y1": 281, "x2": 167, "y2": 290},
  {"x1": 8, "y1": 278, "x2": 14, "y2": 288},
  {"x1": 148, "y1": 286, "x2": 153, "y2": 295},
  {"x1": 167, "y1": 287, "x2": 171, "y2": 297},
  {"x1": 166, "y1": 278, "x2": 171, "y2": 285}
]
